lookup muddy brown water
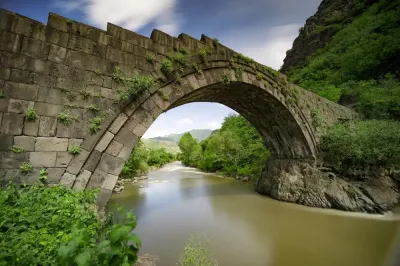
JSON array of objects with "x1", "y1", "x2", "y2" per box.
[{"x1": 107, "y1": 162, "x2": 400, "y2": 266}]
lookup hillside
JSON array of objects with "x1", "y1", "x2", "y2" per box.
[
  {"x1": 150, "y1": 129, "x2": 213, "y2": 143},
  {"x1": 282, "y1": 0, "x2": 400, "y2": 120},
  {"x1": 142, "y1": 139, "x2": 180, "y2": 154}
]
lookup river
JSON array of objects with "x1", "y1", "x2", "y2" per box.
[{"x1": 107, "y1": 161, "x2": 400, "y2": 266}]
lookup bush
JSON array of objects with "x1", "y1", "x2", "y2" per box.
[
  {"x1": 178, "y1": 235, "x2": 217, "y2": 266},
  {"x1": 321, "y1": 120, "x2": 400, "y2": 170},
  {"x1": 0, "y1": 183, "x2": 141, "y2": 266},
  {"x1": 118, "y1": 74, "x2": 156, "y2": 101},
  {"x1": 25, "y1": 107, "x2": 37, "y2": 121},
  {"x1": 161, "y1": 59, "x2": 173, "y2": 76}
]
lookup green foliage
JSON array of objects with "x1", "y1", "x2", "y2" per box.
[
  {"x1": 287, "y1": 0, "x2": 400, "y2": 119},
  {"x1": 172, "y1": 52, "x2": 188, "y2": 67},
  {"x1": 68, "y1": 145, "x2": 81, "y2": 155},
  {"x1": 39, "y1": 168, "x2": 48, "y2": 183},
  {"x1": 234, "y1": 68, "x2": 243, "y2": 81},
  {"x1": 157, "y1": 90, "x2": 169, "y2": 101},
  {"x1": 145, "y1": 54, "x2": 155, "y2": 64},
  {"x1": 198, "y1": 47, "x2": 211, "y2": 63},
  {"x1": 117, "y1": 74, "x2": 156, "y2": 101},
  {"x1": 321, "y1": 120, "x2": 400, "y2": 170},
  {"x1": 212, "y1": 38, "x2": 219, "y2": 47},
  {"x1": 179, "y1": 47, "x2": 189, "y2": 55},
  {"x1": 222, "y1": 74, "x2": 230, "y2": 85},
  {"x1": 180, "y1": 115, "x2": 270, "y2": 182},
  {"x1": 87, "y1": 104, "x2": 100, "y2": 112},
  {"x1": 57, "y1": 112, "x2": 74, "y2": 125},
  {"x1": 19, "y1": 162, "x2": 33, "y2": 173},
  {"x1": 66, "y1": 18, "x2": 73, "y2": 24},
  {"x1": 10, "y1": 146, "x2": 24, "y2": 153},
  {"x1": 121, "y1": 141, "x2": 175, "y2": 178},
  {"x1": 235, "y1": 53, "x2": 254, "y2": 64},
  {"x1": 0, "y1": 90, "x2": 6, "y2": 98},
  {"x1": 310, "y1": 107, "x2": 326, "y2": 132},
  {"x1": 178, "y1": 235, "x2": 217, "y2": 266},
  {"x1": 0, "y1": 183, "x2": 141, "y2": 266},
  {"x1": 161, "y1": 59, "x2": 173, "y2": 76},
  {"x1": 94, "y1": 68, "x2": 102, "y2": 75},
  {"x1": 192, "y1": 63, "x2": 203, "y2": 74},
  {"x1": 264, "y1": 66, "x2": 278, "y2": 78},
  {"x1": 256, "y1": 73, "x2": 263, "y2": 80},
  {"x1": 66, "y1": 91, "x2": 77, "y2": 102},
  {"x1": 79, "y1": 90, "x2": 90, "y2": 100},
  {"x1": 25, "y1": 107, "x2": 37, "y2": 121},
  {"x1": 88, "y1": 116, "x2": 103, "y2": 134}
]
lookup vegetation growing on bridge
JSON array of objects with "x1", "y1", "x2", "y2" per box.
[{"x1": 179, "y1": 114, "x2": 270, "y2": 182}]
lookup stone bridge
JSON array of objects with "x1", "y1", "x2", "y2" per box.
[{"x1": 0, "y1": 9, "x2": 355, "y2": 207}]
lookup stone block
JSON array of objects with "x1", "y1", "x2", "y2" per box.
[
  {"x1": 56, "y1": 152, "x2": 73, "y2": 167},
  {"x1": 117, "y1": 146, "x2": 131, "y2": 160},
  {"x1": 23, "y1": 119, "x2": 39, "y2": 136},
  {"x1": 21, "y1": 36, "x2": 50, "y2": 60},
  {"x1": 86, "y1": 169, "x2": 107, "y2": 188},
  {"x1": 132, "y1": 123, "x2": 147, "y2": 137},
  {"x1": 105, "y1": 140, "x2": 123, "y2": 156},
  {"x1": 60, "y1": 172, "x2": 76, "y2": 188},
  {"x1": 35, "y1": 137, "x2": 68, "y2": 151},
  {"x1": 0, "y1": 113, "x2": 24, "y2": 135},
  {"x1": 0, "y1": 31, "x2": 22, "y2": 53},
  {"x1": 0, "y1": 99, "x2": 8, "y2": 112},
  {"x1": 14, "y1": 136, "x2": 35, "y2": 151},
  {"x1": 72, "y1": 169, "x2": 92, "y2": 190},
  {"x1": 10, "y1": 69, "x2": 30, "y2": 83},
  {"x1": 108, "y1": 113, "x2": 128, "y2": 134},
  {"x1": 4, "y1": 81, "x2": 38, "y2": 101},
  {"x1": 68, "y1": 138, "x2": 83, "y2": 149},
  {"x1": 29, "y1": 152, "x2": 57, "y2": 167},
  {"x1": 100, "y1": 87, "x2": 118, "y2": 100},
  {"x1": 0, "y1": 152, "x2": 28, "y2": 168},
  {"x1": 48, "y1": 44, "x2": 67, "y2": 63},
  {"x1": 8, "y1": 99, "x2": 34, "y2": 113},
  {"x1": 114, "y1": 125, "x2": 139, "y2": 149},
  {"x1": 142, "y1": 98, "x2": 156, "y2": 112},
  {"x1": 34, "y1": 102, "x2": 63, "y2": 117},
  {"x1": 83, "y1": 150, "x2": 102, "y2": 172},
  {"x1": 97, "y1": 153, "x2": 124, "y2": 175},
  {"x1": 101, "y1": 174, "x2": 118, "y2": 190},
  {"x1": 95, "y1": 131, "x2": 114, "y2": 152},
  {"x1": 38, "y1": 116, "x2": 57, "y2": 137},
  {"x1": 0, "y1": 134, "x2": 13, "y2": 151},
  {"x1": 97, "y1": 188, "x2": 112, "y2": 208},
  {"x1": 66, "y1": 149, "x2": 89, "y2": 175},
  {"x1": 47, "y1": 167, "x2": 65, "y2": 184}
]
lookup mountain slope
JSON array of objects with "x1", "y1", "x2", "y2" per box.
[{"x1": 150, "y1": 129, "x2": 213, "y2": 143}]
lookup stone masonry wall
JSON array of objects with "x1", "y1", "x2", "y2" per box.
[{"x1": 0, "y1": 9, "x2": 355, "y2": 206}]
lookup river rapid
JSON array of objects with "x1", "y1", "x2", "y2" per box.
[{"x1": 107, "y1": 161, "x2": 400, "y2": 266}]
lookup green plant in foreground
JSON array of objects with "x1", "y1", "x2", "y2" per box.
[
  {"x1": 25, "y1": 107, "x2": 37, "y2": 121},
  {"x1": 39, "y1": 168, "x2": 48, "y2": 183},
  {"x1": 89, "y1": 116, "x2": 103, "y2": 134},
  {"x1": 57, "y1": 112, "x2": 74, "y2": 125},
  {"x1": 11, "y1": 146, "x2": 24, "y2": 153},
  {"x1": 161, "y1": 59, "x2": 173, "y2": 76},
  {"x1": 20, "y1": 162, "x2": 33, "y2": 173},
  {"x1": 68, "y1": 145, "x2": 81, "y2": 155},
  {"x1": 145, "y1": 54, "x2": 155, "y2": 64},
  {"x1": 178, "y1": 234, "x2": 217, "y2": 266}
]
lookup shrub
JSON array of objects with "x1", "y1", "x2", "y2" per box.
[
  {"x1": 118, "y1": 74, "x2": 156, "y2": 101},
  {"x1": 145, "y1": 54, "x2": 154, "y2": 64},
  {"x1": 321, "y1": 120, "x2": 400, "y2": 170},
  {"x1": 88, "y1": 116, "x2": 103, "y2": 134},
  {"x1": 178, "y1": 235, "x2": 217, "y2": 266},
  {"x1": 198, "y1": 47, "x2": 211, "y2": 63},
  {"x1": 57, "y1": 112, "x2": 74, "y2": 125},
  {"x1": 25, "y1": 107, "x2": 37, "y2": 121},
  {"x1": 192, "y1": 63, "x2": 202, "y2": 74},
  {"x1": 68, "y1": 145, "x2": 81, "y2": 155},
  {"x1": 87, "y1": 104, "x2": 100, "y2": 112},
  {"x1": 161, "y1": 59, "x2": 173, "y2": 76},
  {"x1": 179, "y1": 47, "x2": 188, "y2": 55},
  {"x1": 256, "y1": 73, "x2": 263, "y2": 80},
  {"x1": 19, "y1": 162, "x2": 33, "y2": 173},
  {"x1": 39, "y1": 168, "x2": 48, "y2": 183},
  {"x1": 172, "y1": 53, "x2": 188, "y2": 66},
  {"x1": 10, "y1": 146, "x2": 24, "y2": 153}
]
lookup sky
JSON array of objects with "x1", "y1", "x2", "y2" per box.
[{"x1": 1, "y1": 0, "x2": 322, "y2": 138}]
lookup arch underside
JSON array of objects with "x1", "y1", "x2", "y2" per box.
[{"x1": 168, "y1": 81, "x2": 314, "y2": 159}]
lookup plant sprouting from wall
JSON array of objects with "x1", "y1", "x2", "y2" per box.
[
  {"x1": 256, "y1": 73, "x2": 264, "y2": 81},
  {"x1": 198, "y1": 47, "x2": 211, "y2": 63},
  {"x1": 161, "y1": 59, "x2": 173, "y2": 76},
  {"x1": 20, "y1": 162, "x2": 33, "y2": 173},
  {"x1": 192, "y1": 63, "x2": 203, "y2": 74},
  {"x1": 57, "y1": 112, "x2": 75, "y2": 125},
  {"x1": 89, "y1": 116, "x2": 103, "y2": 134},
  {"x1": 212, "y1": 38, "x2": 219, "y2": 47},
  {"x1": 145, "y1": 54, "x2": 155, "y2": 64},
  {"x1": 39, "y1": 168, "x2": 48, "y2": 183},
  {"x1": 68, "y1": 145, "x2": 81, "y2": 155},
  {"x1": 235, "y1": 68, "x2": 243, "y2": 81},
  {"x1": 222, "y1": 74, "x2": 230, "y2": 85},
  {"x1": 25, "y1": 107, "x2": 37, "y2": 121},
  {"x1": 157, "y1": 90, "x2": 169, "y2": 101},
  {"x1": 311, "y1": 107, "x2": 326, "y2": 133},
  {"x1": 11, "y1": 146, "x2": 24, "y2": 153},
  {"x1": 179, "y1": 47, "x2": 188, "y2": 55},
  {"x1": 117, "y1": 74, "x2": 156, "y2": 101}
]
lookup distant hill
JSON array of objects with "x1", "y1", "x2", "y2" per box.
[
  {"x1": 142, "y1": 139, "x2": 180, "y2": 154},
  {"x1": 150, "y1": 129, "x2": 213, "y2": 144}
]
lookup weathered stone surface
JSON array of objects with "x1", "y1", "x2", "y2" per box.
[
  {"x1": 1, "y1": 113, "x2": 24, "y2": 135},
  {"x1": 66, "y1": 149, "x2": 89, "y2": 175},
  {"x1": 132, "y1": 123, "x2": 147, "y2": 137},
  {"x1": 23, "y1": 119, "x2": 39, "y2": 136},
  {"x1": 86, "y1": 169, "x2": 107, "y2": 188},
  {"x1": 60, "y1": 172, "x2": 76, "y2": 188},
  {"x1": 8, "y1": 99, "x2": 33, "y2": 113},
  {"x1": 83, "y1": 150, "x2": 102, "y2": 172},
  {"x1": 14, "y1": 136, "x2": 35, "y2": 151},
  {"x1": 97, "y1": 153, "x2": 124, "y2": 175},
  {"x1": 0, "y1": 134, "x2": 14, "y2": 151},
  {"x1": 97, "y1": 188, "x2": 112, "y2": 208},
  {"x1": 3, "y1": 81, "x2": 38, "y2": 101},
  {"x1": 117, "y1": 146, "x2": 131, "y2": 160},
  {"x1": 56, "y1": 152, "x2": 73, "y2": 167},
  {"x1": 95, "y1": 131, "x2": 114, "y2": 152},
  {"x1": 30, "y1": 151, "x2": 57, "y2": 167},
  {"x1": 0, "y1": 152, "x2": 28, "y2": 168},
  {"x1": 101, "y1": 173, "x2": 118, "y2": 190},
  {"x1": 108, "y1": 113, "x2": 128, "y2": 134},
  {"x1": 105, "y1": 140, "x2": 123, "y2": 156},
  {"x1": 72, "y1": 169, "x2": 92, "y2": 190},
  {"x1": 35, "y1": 137, "x2": 68, "y2": 151},
  {"x1": 38, "y1": 116, "x2": 57, "y2": 136},
  {"x1": 47, "y1": 167, "x2": 65, "y2": 184},
  {"x1": 34, "y1": 102, "x2": 63, "y2": 117}
]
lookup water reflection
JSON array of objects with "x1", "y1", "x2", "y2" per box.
[{"x1": 107, "y1": 162, "x2": 400, "y2": 266}]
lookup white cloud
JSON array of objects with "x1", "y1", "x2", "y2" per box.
[
  {"x1": 221, "y1": 23, "x2": 301, "y2": 70},
  {"x1": 54, "y1": 0, "x2": 180, "y2": 35},
  {"x1": 177, "y1": 118, "x2": 193, "y2": 125},
  {"x1": 207, "y1": 121, "x2": 221, "y2": 130}
]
